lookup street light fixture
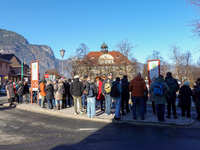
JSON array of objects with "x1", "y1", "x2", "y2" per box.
[{"x1": 60, "y1": 49, "x2": 65, "y2": 78}]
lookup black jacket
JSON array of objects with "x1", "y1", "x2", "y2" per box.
[
  {"x1": 63, "y1": 82, "x2": 68, "y2": 98},
  {"x1": 70, "y1": 78, "x2": 84, "y2": 96},
  {"x1": 23, "y1": 83, "x2": 29, "y2": 94},
  {"x1": 7, "y1": 81, "x2": 15, "y2": 98},
  {"x1": 121, "y1": 78, "x2": 130, "y2": 100},
  {"x1": 17, "y1": 83, "x2": 24, "y2": 96},
  {"x1": 165, "y1": 77, "x2": 180, "y2": 93},
  {"x1": 66, "y1": 81, "x2": 72, "y2": 95},
  {"x1": 45, "y1": 84, "x2": 54, "y2": 100},
  {"x1": 179, "y1": 85, "x2": 193, "y2": 107}
]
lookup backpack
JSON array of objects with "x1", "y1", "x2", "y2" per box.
[
  {"x1": 165, "y1": 78, "x2": 176, "y2": 93},
  {"x1": 88, "y1": 84, "x2": 94, "y2": 97},
  {"x1": 154, "y1": 83, "x2": 163, "y2": 96},
  {"x1": 59, "y1": 85, "x2": 65, "y2": 94},
  {"x1": 104, "y1": 79, "x2": 111, "y2": 94},
  {"x1": 110, "y1": 84, "x2": 120, "y2": 97},
  {"x1": 38, "y1": 85, "x2": 41, "y2": 93}
]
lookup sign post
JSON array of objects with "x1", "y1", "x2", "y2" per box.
[
  {"x1": 21, "y1": 61, "x2": 23, "y2": 81},
  {"x1": 31, "y1": 60, "x2": 39, "y2": 105},
  {"x1": 147, "y1": 59, "x2": 160, "y2": 88}
]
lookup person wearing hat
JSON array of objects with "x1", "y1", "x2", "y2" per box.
[
  {"x1": 66, "y1": 78, "x2": 73, "y2": 107},
  {"x1": 70, "y1": 75, "x2": 85, "y2": 114},
  {"x1": 101, "y1": 73, "x2": 113, "y2": 115},
  {"x1": 82, "y1": 75, "x2": 88, "y2": 109},
  {"x1": 179, "y1": 81, "x2": 193, "y2": 118},
  {"x1": 40, "y1": 80, "x2": 47, "y2": 108},
  {"x1": 129, "y1": 72, "x2": 147, "y2": 120},
  {"x1": 149, "y1": 75, "x2": 169, "y2": 122}
]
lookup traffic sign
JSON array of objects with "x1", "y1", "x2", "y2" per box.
[{"x1": 45, "y1": 74, "x2": 49, "y2": 78}]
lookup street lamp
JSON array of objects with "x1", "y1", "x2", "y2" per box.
[{"x1": 60, "y1": 49, "x2": 65, "y2": 78}]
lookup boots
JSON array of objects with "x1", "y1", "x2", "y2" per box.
[
  {"x1": 56, "y1": 104, "x2": 59, "y2": 110},
  {"x1": 60, "y1": 103, "x2": 62, "y2": 110}
]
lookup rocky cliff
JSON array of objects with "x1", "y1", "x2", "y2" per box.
[{"x1": 0, "y1": 29, "x2": 60, "y2": 75}]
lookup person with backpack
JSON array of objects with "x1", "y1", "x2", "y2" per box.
[
  {"x1": 178, "y1": 81, "x2": 193, "y2": 118},
  {"x1": 111, "y1": 77, "x2": 122, "y2": 120},
  {"x1": 40, "y1": 80, "x2": 47, "y2": 108},
  {"x1": 149, "y1": 76, "x2": 157, "y2": 115},
  {"x1": 45, "y1": 80, "x2": 54, "y2": 109},
  {"x1": 121, "y1": 75, "x2": 130, "y2": 115},
  {"x1": 85, "y1": 77, "x2": 97, "y2": 118},
  {"x1": 101, "y1": 73, "x2": 113, "y2": 115},
  {"x1": 55, "y1": 79, "x2": 64, "y2": 110},
  {"x1": 70, "y1": 75, "x2": 85, "y2": 115},
  {"x1": 129, "y1": 73, "x2": 147, "y2": 120},
  {"x1": 149, "y1": 75, "x2": 169, "y2": 122},
  {"x1": 17, "y1": 81, "x2": 24, "y2": 103},
  {"x1": 165, "y1": 72, "x2": 180, "y2": 119}
]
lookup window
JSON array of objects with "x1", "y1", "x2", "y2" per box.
[
  {"x1": 5, "y1": 64, "x2": 7, "y2": 69},
  {"x1": 0, "y1": 62, "x2": 2, "y2": 68}
]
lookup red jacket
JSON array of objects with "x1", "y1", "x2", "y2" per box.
[
  {"x1": 97, "y1": 80, "x2": 104, "y2": 100},
  {"x1": 129, "y1": 76, "x2": 147, "y2": 97}
]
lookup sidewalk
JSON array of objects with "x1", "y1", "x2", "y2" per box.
[{"x1": 2, "y1": 102, "x2": 195, "y2": 127}]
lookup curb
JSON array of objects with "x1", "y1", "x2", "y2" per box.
[{"x1": 2, "y1": 103, "x2": 195, "y2": 127}]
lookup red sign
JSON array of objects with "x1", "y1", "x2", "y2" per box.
[{"x1": 45, "y1": 74, "x2": 49, "y2": 78}]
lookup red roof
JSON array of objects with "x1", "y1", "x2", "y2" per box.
[{"x1": 85, "y1": 50, "x2": 131, "y2": 65}]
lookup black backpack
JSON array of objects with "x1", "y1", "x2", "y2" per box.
[
  {"x1": 110, "y1": 83, "x2": 120, "y2": 98},
  {"x1": 165, "y1": 78, "x2": 176, "y2": 93},
  {"x1": 85, "y1": 83, "x2": 94, "y2": 97},
  {"x1": 59, "y1": 85, "x2": 65, "y2": 94}
]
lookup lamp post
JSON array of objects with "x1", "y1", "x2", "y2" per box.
[{"x1": 60, "y1": 49, "x2": 65, "y2": 78}]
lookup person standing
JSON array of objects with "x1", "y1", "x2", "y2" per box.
[
  {"x1": 70, "y1": 75, "x2": 84, "y2": 114},
  {"x1": 149, "y1": 75, "x2": 169, "y2": 122},
  {"x1": 66, "y1": 78, "x2": 73, "y2": 107},
  {"x1": 45, "y1": 80, "x2": 54, "y2": 109},
  {"x1": 194, "y1": 78, "x2": 200, "y2": 120},
  {"x1": 129, "y1": 73, "x2": 147, "y2": 120},
  {"x1": 62, "y1": 80, "x2": 68, "y2": 108},
  {"x1": 82, "y1": 75, "x2": 88, "y2": 109},
  {"x1": 149, "y1": 76, "x2": 157, "y2": 115},
  {"x1": 5, "y1": 83, "x2": 10, "y2": 104},
  {"x1": 165, "y1": 72, "x2": 179, "y2": 119},
  {"x1": 7, "y1": 80, "x2": 15, "y2": 107},
  {"x1": 97, "y1": 77, "x2": 105, "y2": 111},
  {"x1": 179, "y1": 81, "x2": 193, "y2": 118},
  {"x1": 55, "y1": 79, "x2": 64, "y2": 110},
  {"x1": 40, "y1": 80, "x2": 46, "y2": 108},
  {"x1": 111, "y1": 77, "x2": 122, "y2": 120},
  {"x1": 17, "y1": 81, "x2": 24, "y2": 103},
  {"x1": 121, "y1": 75, "x2": 130, "y2": 115},
  {"x1": 101, "y1": 73, "x2": 113, "y2": 115},
  {"x1": 85, "y1": 77, "x2": 97, "y2": 118}
]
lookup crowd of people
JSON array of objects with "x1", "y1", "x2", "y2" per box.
[{"x1": 4, "y1": 72, "x2": 200, "y2": 122}]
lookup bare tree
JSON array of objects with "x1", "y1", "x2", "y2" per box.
[
  {"x1": 115, "y1": 39, "x2": 137, "y2": 75},
  {"x1": 146, "y1": 50, "x2": 163, "y2": 62}
]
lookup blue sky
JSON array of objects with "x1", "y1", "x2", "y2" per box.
[{"x1": 0, "y1": 0, "x2": 199, "y2": 63}]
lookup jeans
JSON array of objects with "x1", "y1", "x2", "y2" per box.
[
  {"x1": 62, "y1": 97, "x2": 67, "y2": 108},
  {"x1": 121, "y1": 96, "x2": 129, "y2": 113},
  {"x1": 87, "y1": 97, "x2": 96, "y2": 117},
  {"x1": 41, "y1": 96, "x2": 46, "y2": 108},
  {"x1": 68, "y1": 93, "x2": 73, "y2": 106},
  {"x1": 82, "y1": 94, "x2": 87, "y2": 107},
  {"x1": 52, "y1": 99, "x2": 55, "y2": 107},
  {"x1": 19, "y1": 95, "x2": 23, "y2": 103},
  {"x1": 132, "y1": 97, "x2": 145, "y2": 119},
  {"x1": 55, "y1": 99, "x2": 62, "y2": 105},
  {"x1": 73, "y1": 96, "x2": 82, "y2": 113},
  {"x1": 47, "y1": 99, "x2": 52, "y2": 109},
  {"x1": 105, "y1": 94, "x2": 112, "y2": 115},
  {"x1": 114, "y1": 98, "x2": 121, "y2": 118},
  {"x1": 156, "y1": 104, "x2": 165, "y2": 121}
]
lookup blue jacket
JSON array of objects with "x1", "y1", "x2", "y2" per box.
[{"x1": 111, "y1": 81, "x2": 122, "y2": 100}]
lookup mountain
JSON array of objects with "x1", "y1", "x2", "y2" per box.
[{"x1": 0, "y1": 29, "x2": 64, "y2": 76}]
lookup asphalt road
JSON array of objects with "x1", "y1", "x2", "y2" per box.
[{"x1": 0, "y1": 98, "x2": 200, "y2": 150}]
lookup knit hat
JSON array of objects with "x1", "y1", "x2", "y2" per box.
[
  {"x1": 184, "y1": 81, "x2": 190, "y2": 86},
  {"x1": 137, "y1": 72, "x2": 141, "y2": 77},
  {"x1": 74, "y1": 75, "x2": 79, "y2": 79}
]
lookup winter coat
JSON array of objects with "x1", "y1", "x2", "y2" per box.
[
  {"x1": 66, "y1": 82, "x2": 71, "y2": 95},
  {"x1": 149, "y1": 77, "x2": 169, "y2": 104},
  {"x1": 53, "y1": 83, "x2": 57, "y2": 98},
  {"x1": 63, "y1": 82, "x2": 68, "y2": 98},
  {"x1": 85, "y1": 80, "x2": 97, "y2": 98},
  {"x1": 70, "y1": 78, "x2": 84, "y2": 96},
  {"x1": 81, "y1": 79, "x2": 87, "y2": 89},
  {"x1": 55, "y1": 82, "x2": 64, "y2": 100},
  {"x1": 194, "y1": 86, "x2": 200, "y2": 108},
  {"x1": 129, "y1": 76, "x2": 147, "y2": 97},
  {"x1": 101, "y1": 78, "x2": 112, "y2": 95},
  {"x1": 7, "y1": 81, "x2": 15, "y2": 98},
  {"x1": 97, "y1": 80, "x2": 104, "y2": 100},
  {"x1": 40, "y1": 82, "x2": 46, "y2": 96},
  {"x1": 17, "y1": 83, "x2": 24, "y2": 96},
  {"x1": 111, "y1": 81, "x2": 122, "y2": 100},
  {"x1": 6, "y1": 85, "x2": 10, "y2": 99},
  {"x1": 13, "y1": 84, "x2": 17, "y2": 94},
  {"x1": 23, "y1": 83, "x2": 29, "y2": 95},
  {"x1": 179, "y1": 85, "x2": 193, "y2": 107},
  {"x1": 45, "y1": 84, "x2": 54, "y2": 100},
  {"x1": 121, "y1": 78, "x2": 130, "y2": 100}
]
